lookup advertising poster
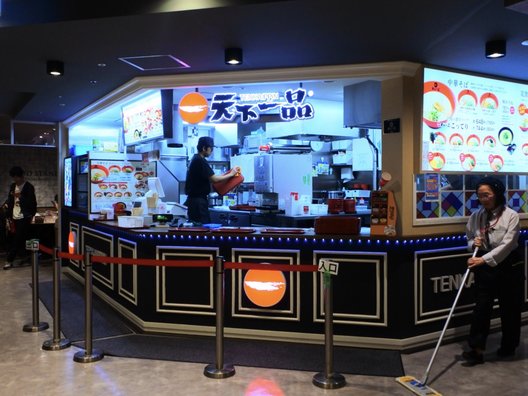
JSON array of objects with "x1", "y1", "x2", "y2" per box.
[
  {"x1": 425, "y1": 173, "x2": 439, "y2": 201},
  {"x1": 422, "y1": 67, "x2": 528, "y2": 173},
  {"x1": 89, "y1": 160, "x2": 156, "y2": 213}
]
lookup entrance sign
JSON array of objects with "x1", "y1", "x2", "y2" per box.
[{"x1": 318, "y1": 259, "x2": 339, "y2": 275}]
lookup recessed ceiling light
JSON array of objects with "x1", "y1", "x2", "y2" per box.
[
  {"x1": 46, "y1": 60, "x2": 64, "y2": 76},
  {"x1": 522, "y1": 39, "x2": 528, "y2": 46},
  {"x1": 90, "y1": 80, "x2": 98, "y2": 84},
  {"x1": 225, "y1": 48, "x2": 243, "y2": 65},
  {"x1": 485, "y1": 40, "x2": 506, "y2": 59},
  {"x1": 97, "y1": 63, "x2": 107, "y2": 67}
]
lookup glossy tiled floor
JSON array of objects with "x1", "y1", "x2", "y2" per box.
[{"x1": 1, "y1": 258, "x2": 526, "y2": 396}]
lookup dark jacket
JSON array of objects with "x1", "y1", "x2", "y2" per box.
[{"x1": 6, "y1": 181, "x2": 37, "y2": 219}]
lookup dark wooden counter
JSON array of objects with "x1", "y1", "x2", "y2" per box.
[{"x1": 60, "y1": 209, "x2": 528, "y2": 351}]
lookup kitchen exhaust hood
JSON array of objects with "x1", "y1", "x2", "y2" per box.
[{"x1": 343, "y1": 80, "x2": 381, "y2": 129}]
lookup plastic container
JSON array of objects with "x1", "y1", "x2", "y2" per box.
[
  {"x1": 315, "y1": 216, "x2": 361, "y2": 235},
  {"x1": 117, "y1": 216, "x2": 144, "y2": 228},
  {"x1": 343, "y1": 198, "x2": 356, "y2": 214},
  {"x1": 327, "y1": 198, "x2": 344, "y2": 214},
  {"x1": 212, "y1": 169, "x2": 244, "y2": 196}
]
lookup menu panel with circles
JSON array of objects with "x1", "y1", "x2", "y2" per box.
[
  {"x1": 89, "y1": 160, "x2": 157, "y2": 213},
  {"x1": 422, "y1": 67, "x2": 528, "y2": 173}
]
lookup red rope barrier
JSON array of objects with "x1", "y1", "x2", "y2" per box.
[
  {"x1": 225, "y1": 262, "x2": 317, "y2": 272},
  {"x1": 91, "y1": 255, "x2": 213, "y2": 268},
  {"x1": 38, "y1": 244, "x2": 314, "y2": 271},
  {"x1": 57, "y1": 251, "x2": 84, "y2": 261},
  {"x1": 39, "y1": 244, "x2": 54, "y2": 255}
]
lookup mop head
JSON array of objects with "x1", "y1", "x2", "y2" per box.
[{"x1": 395, "y1": 376, "x2": 442, "y2": 396}]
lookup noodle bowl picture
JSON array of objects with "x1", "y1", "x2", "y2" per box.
[
  {"x1": 520, "y1": 118, "x2": 528, "y2": 131},
  {"x1": 428, "y1": 152, "x2": 445, "y2": 171},
  {"x1": 457, "y1": 89, "x2": 477, "y2": 108},
  {"x1": 423, "y1": 81, "x2": 456, "y2": 128},
  {"x1": 488, "y1": 155, "x2": 504, "y2": 172},
  {"x1": 480, "y1": 92, "x2": 498, "y2": 110},
  {"x1": 449, "y1": 133, "x2": 464, "y2": 146},
  {"x1": 459, "y1": 153, "x2": 476, "y2": 171},
  {"x1": 483, "y1": 136, "x2": 496, "y2": 148},
  {"x1": 466, "y1": 134, "x2": 480, "y2": 147}
]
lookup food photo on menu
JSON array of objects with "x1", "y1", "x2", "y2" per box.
[
  {"x1": 421, "y1": 67, "x2": 528, "y2": 174},
  {"x1": 89, "y1": 160, "x2": 156, "y2": 212}
]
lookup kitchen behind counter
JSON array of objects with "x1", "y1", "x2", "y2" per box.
[{"x1": 209, "y1": 205, "x2": 370, "y2": 228}]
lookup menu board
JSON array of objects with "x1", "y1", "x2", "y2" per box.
[
  {"x1": 89, "y1": 160, "x2": 157, "y2": 213},
  {"x1": 421, "y1": 67, "x2": 528, "y2": 173},
  {"x1": 122, "y1": 91, "x2": 164, "y2": 146},
  {"x1": 64, "y1": 157, "x2": 73, "y2": 207}
]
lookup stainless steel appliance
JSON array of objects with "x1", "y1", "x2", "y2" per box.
[{"x1": 254, "y1": 154, "x2": 312, "y2": 201}]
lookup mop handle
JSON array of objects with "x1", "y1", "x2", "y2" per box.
[{"x1": 421, "y1": 247, "x2": 479, "y2": 385}]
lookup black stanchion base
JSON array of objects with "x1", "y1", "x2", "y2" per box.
[
  {"x1": 203, "y1": 363, "x2": 236, "y2": 379},
  {"x1": 42, "y1": 338, "x2": 71, "y2": 351},
  {"x1": 23, "y1": 322, "x2": 49, "y2": 332},
  {"x1": 312, "y1": 372, "x2": 346, "y2": 389},
  {"x1": 73, "y1": 349, "x2": 104, "y2": 363}
]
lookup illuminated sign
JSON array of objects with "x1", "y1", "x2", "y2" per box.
[
  {"x1": 210, "y1": 88, "x2": 314, "y2": 123},
  {"x1": 178, "y1": 92, "x2": 209, "y2": 124},
  {"x1": 422, "y1": 67, "x2": 528, "y2": 173},
  {"x1": 68, "y1": 231, "x2": 76, "y2": 254},
  {"x1": 243, "y1": 268, "x2": 286, "y2": 307},
  {"x1": 239, "y1": 92, "x2": 280, "y2": 102}
]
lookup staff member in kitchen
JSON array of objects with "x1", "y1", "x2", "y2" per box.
[
  {"x1": 462, "y1": 176, "x2": 524, "y2": 365},
  {"x1": 184, "y1": 136, "x2": 240, "y2": 224}
]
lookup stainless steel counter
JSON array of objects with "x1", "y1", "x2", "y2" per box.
[{"x1": 210, "y1": 206, "x2": 371, "y2": 227}]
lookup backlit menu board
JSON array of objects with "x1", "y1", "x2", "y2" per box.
[
  {"x1": 64, "y1": 157, "x2": 73, "y2": 207},
  {"x1": 122, "y1": 91, "x2": 164, "y2": 146},
  {"x1": 89, "y1": 160, "x2": 156, "y2": 213},
  {"x1": 421, "y1": 67, "x2": 528, "y2": 173}
]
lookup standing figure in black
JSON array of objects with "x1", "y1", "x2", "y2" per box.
[
  {"x1": 184, "y1": 136, "x2": 239, "y2": 224},
  {"x1": 3, "y1": 166, "x2": 37, "y2": 270},
  {"x1": 463, "y1": 176, "x2": 524, "y2": 365}
]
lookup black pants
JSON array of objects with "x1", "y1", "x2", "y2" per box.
[
  {"x1": 6, "y1": 217, "x2": 33, "y2": 262},
  {"x1": 468, "y1": 256, "x2": 524, "y2": 352},
  {"x1": 185, "y1": 197, "x2": 210, "y2": 225}
]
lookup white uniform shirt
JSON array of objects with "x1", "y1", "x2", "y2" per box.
[
  {"x1": 12, "y1": 183, "x2": 25, "y2": 220},
  {"x1": 466, "y1": 205, "x2": 520, "y2": 267}
]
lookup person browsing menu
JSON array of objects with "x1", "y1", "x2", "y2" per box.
[
  {"x1": 184, "y1": 136, "x2": 240, "y2": 224},
  {"x1": 462, "y1": 176, "x2": 524, "y2": 366}
]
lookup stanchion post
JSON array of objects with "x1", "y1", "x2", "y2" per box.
[
  {"x1": 23, "y1": 239, "x2": 49, "y2": 332},
  {"x1": 43, "y1": 247, "x2": 71, "y2": 350},
  {"x1": 73, "y1": 251, "x2": 103, "y2": 363},
  {"x1": 204, "y1": 256, "x2": 235, "y2": 379},
  {"x1": 313, "y1": 264, "x2": 346, "y2": 389}
]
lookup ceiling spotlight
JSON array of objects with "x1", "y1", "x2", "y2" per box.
[
  {"x1": 485, "y1": 40, "x2": 506, "y2": 59},
  {"x1": 225, "y1": 48, "x2": 243, "y2": 65},
  {"x1": 47, "y1": 60, "x2": 64, "y2": 76}
]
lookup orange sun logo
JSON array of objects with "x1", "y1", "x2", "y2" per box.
[
  {"x1": 178, "y1": 92, "x2": 209, "y2": 124},
  {"x1": 243, "y1": 268, "x2": 286, "y2": 307}
]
